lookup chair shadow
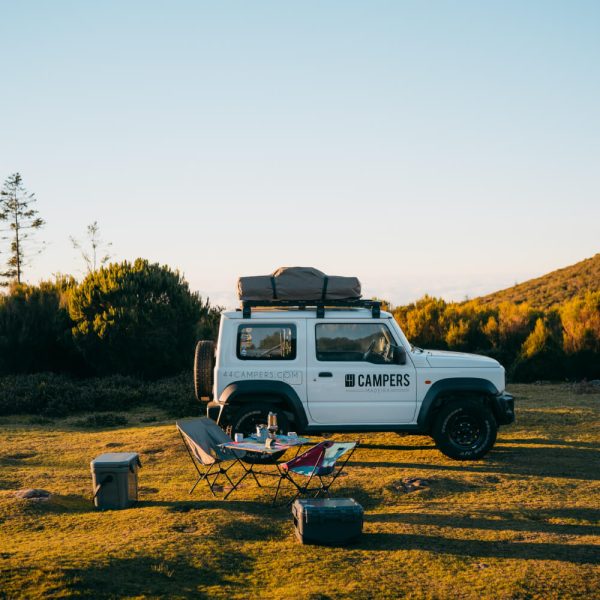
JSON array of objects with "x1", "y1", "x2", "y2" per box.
[{"x1": 140, "y1": 498, "x2": 290, "y2": 516}]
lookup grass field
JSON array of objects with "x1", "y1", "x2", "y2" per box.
[{"x1": 1, "y1": 384, "x2": 599, "y2": 599}]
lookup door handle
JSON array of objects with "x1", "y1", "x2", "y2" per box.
[{"x1": 318, "y1": 372, "x2": 333, "y2": 377}]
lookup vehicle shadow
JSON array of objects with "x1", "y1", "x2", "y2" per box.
[
  {"x1": 506, "y1": 438, "x2": 599, "y2": 449},
  {"x1": 356, "y1": 532, "x2": 599, "y2": 564},
  {"x1": 366, "y1": 508, "x2": 600, "y2": 536},
  {"x1": 351, "y1": 444, "x2": 600, "y2": 481},
  {"x1": 358, "y1": 442, "x2": 435, "y2": 451}
]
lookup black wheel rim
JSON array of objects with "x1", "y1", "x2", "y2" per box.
[
  {"x1": 235, "y1": 411, "x2": 268, "y2": 437},
  {"x1": 448, "y1": 413, "x2": 483, "y2": 447}
]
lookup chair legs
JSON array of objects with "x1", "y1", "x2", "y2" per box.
[
  {"x1": 180, "y1": 427, "x2": 249, "y2": 498},
  {"x1": 273, "y1": 443, "x2": 359, "y2": 505},
  {"x1": 272, "y1": 470, "x2": 319, "y2": 507},
  {"x1": 189, "y1": 459, "x2": 262, "y2": 500}
]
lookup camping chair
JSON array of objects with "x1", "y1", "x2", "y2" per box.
[
  {"x1": 176, "y1": 418, "x2": 260, "y2": 499},
  {"x1": 273, "y1": 440, "x2": 359, "y2": 505}
]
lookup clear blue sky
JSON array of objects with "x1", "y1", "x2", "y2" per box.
[{"x1": 1, "y1": 1, "x2": 599, "y2": 307}]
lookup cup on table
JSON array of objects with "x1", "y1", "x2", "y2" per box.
[
  {"x1": 287, "y1": 431, "x2": 298, "y2": 438},
  {"x1": 234, "y1": 433, "x2": 244, "y2": 442}
]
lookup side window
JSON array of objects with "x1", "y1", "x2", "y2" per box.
[
  {"x1": 237, "y1": 324, "x2": 296, "y2": 360},
  {"x1": 316, "y1": 323, "x2": 395, "y2": 363}
]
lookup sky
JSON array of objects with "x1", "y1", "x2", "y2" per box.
[{"x1": 1, "y1": 1, "x2": 599, "y2": 308}]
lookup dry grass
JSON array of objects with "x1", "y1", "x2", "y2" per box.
[{"x1": 0, "y1": 385, "x2": 599, "y2": 599}]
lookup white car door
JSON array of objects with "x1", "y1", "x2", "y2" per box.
[{"x1": 306, "y1": 320, "x2": 417, "y2": 425}]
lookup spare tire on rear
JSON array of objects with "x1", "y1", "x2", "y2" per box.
[{"x1": 194, "y1": 340, "x2": 215, "y2": 401}]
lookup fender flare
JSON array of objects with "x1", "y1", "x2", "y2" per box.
[
  {"x1": 417, "y1": 377, "x2": 499, "y2": 429},
  {"x1": 219, "y1": 380, "x2": 308, "y2": 430}
]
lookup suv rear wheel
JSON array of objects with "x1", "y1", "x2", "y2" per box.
[
  {"x1": 230, "y1": 402, "x2": 291, "y2": 464},
  {"x1": 194, "y1": 341, "x2": 215, "y2": 401},
  {"x1": 432, "y1": 399, "x2": 497, "y2": 460}
]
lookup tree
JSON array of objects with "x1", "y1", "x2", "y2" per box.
[
  {"x1": 0, "y1": 173, "x2": 45, "y2": 284},
  {"x1": 68, "y1": 258, "x2": 219, "y2": 378},
  {"x1": 70, "y1": 221, "x2": 112, "y2": 273},
  {"x1": 0, "y1": 277, "x2": 80, "y2": 376}
]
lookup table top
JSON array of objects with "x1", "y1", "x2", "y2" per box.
[{"x1": 220, "y1": 434, "x2": 312, "y2": 454}]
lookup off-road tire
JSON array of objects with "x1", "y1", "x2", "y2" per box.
[
  {"x1": 230, "y1": 402, "x2": 290, "y2": 464},
  {"x1": 432, "y1": 400, "x2": 497, "y2": 460},
  {"x1": 193, "y1": 340, "x2": 215, "y2": 401}
]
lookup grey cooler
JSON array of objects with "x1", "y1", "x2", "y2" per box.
[{"x1": 91, "y1": 452, "x2": 141, "y2": 510}]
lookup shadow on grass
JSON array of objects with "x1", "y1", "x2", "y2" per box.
[
  {"x1": 61, "y1": 551, "x2": 253, "y2": 598},
  {"x1": 506, "y1": 438, "x2": 599, "y2": 449},
  {"x1": 353, "y1": 445, "x2": 600, "y2": 480},
  {"x1": 357, "y1": 442, "x2": 435, "y2": 451},
  {"x1": 8, "y1": 494, "x2": 96, "y2": 516},
  {"x1": 367, "y1": 508, "x2": 600, "y2": 536},
  {"x1": 143, "y1": 498, "x2": 290, "y2": 516},
  {"x1": 357, "y1": 532, "x2": 599, "y2": 564}
]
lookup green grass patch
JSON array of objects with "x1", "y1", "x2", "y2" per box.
[{"x1": 0, "y1": 383, "x2": 598, "y2": 599}]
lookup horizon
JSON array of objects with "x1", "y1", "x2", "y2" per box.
[{"x1": 2, "y1": 1, "x2": 599, "y2": 308}]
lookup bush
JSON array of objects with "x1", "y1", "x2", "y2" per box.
[
  {"x1": 0, "y1": 372, "x2": 198, "y2": 418},
  {"x1": 0, "y1": 279, "x2": 83, "y2": 376},
  {"x1": 78, "y1": 375, "x2": 145, "y2": 411},
  {"x1": 0, "y1": 373, "x2": 88, "y2": 417},
  {"x1": 73, "y1": 413, "x2": 129, "y2": 428},
  {"x1": 143, "y1": 372, "x2": 198, "y2": 417},
  {"x1": 69, "y1": 259, "x2": 211, "y2": 378}
]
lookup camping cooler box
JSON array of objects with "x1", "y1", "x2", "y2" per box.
[
  {"x1": 292, "y1": 498, "x2": 364, "y2": 545},
  {"x1": 91, "y1": 452, "x2": 141, "y2": 510}
]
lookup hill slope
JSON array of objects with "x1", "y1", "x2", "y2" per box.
[{"x1": 478, "y1": 253, "x2": 600, "y2": 308}]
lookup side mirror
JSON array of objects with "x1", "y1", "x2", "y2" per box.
[{"x1": 393, "y1": 346, "x2": 407, "y2": 365}]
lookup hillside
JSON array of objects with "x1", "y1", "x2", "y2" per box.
[{"x1": 477, "y1": 253, "x2": 600, "y2": 309}]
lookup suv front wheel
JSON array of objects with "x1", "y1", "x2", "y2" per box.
[{"x1": 432, "y1": 400, "x2": 497, "y2": 460}]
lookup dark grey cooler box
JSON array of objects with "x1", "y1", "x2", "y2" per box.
[
  {"x1": 292, "y1": 498, "x2": 364, "y2": 545},
  {"x1": 91, "y1": 452, "x2": 141, "y2": 510}
]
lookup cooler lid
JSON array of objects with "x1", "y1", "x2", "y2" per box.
[
  {"x1": 293, "y1": 498, "x2": 363, "y2": 522},
  {"x1": 91, "y1": 452, "x2": 141, "y2": 470}
]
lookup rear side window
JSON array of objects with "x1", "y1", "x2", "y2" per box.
[
  {"x1": 237, "y1": 324, "x2": 296, "y2": 360},
  {"x1": 316, "y1": 323, "x2": 395, "y2": 362}
]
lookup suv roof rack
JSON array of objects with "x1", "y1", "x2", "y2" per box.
[{"x1": 240, "y1": 299, "x2": 381, "y2": 319}]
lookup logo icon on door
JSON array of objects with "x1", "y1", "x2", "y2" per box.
[{"x1": 345, "y1": 374, "x2": 355, "y2": 388}]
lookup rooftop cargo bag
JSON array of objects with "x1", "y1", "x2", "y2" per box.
[
  {"x1": 292, "y1": 498, "x2": 364, "y2": 545},
  {"x1": 91, "y1": 452, "x2": 141, "y2": 510},
  {"x1": 238, "y1": 267, "x2": 361, "y2": 301}
]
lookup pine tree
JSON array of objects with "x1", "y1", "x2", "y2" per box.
[{"x1": 0, "y1": 173, "x2": 45, "y2": 284}]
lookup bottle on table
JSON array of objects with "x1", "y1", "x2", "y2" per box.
[{"x1": 267, "y1": 411, "x2": 278, "y2": 438}]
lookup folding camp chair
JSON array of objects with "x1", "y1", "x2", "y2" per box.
[
  {"x1": 272, "y1": 440, "x2": 359, "y2": 505},
  {"x1": 176, "y1": 418, "x2": 260, "y2": 499}
]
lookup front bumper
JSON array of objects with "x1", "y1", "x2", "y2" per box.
[{"x1": 493, "y1": 392, "x2": 515, "y2": 425}]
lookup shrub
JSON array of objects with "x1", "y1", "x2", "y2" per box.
[
  {"x1": 78, "y1": 375, "x2": 145, "y2": 411},
  {"x1": 0, "y1": 279, "x2": 82, "y2": 376},
  {"x1": 0, "y1": 372, "x2": 198, "y2": 417},
  {"x1": 73, "y1": 413, "x2": 129, "y2": 428},
  {"x1": 0, "y1": 373, "x2": 88, "y2": 417},
  {"x1": 68, "y1": 259, "x2": 211, "y2": 378},
  {"x1": 143, "y1": 372, "x2": 198, "y2": 416}
]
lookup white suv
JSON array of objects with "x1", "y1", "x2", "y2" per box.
[{"x1": 194, "y1": 300, "x2": 514, "y2": 460}]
